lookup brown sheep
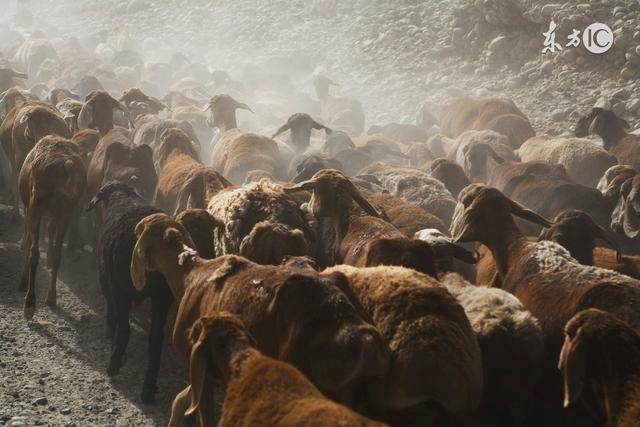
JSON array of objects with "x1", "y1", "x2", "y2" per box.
[
  {"x1": 367, "y1": 192, "x2": 447, "y2": 236},
  {"x1": 70, "y1": 129, "x2": 100, "y2": 167},
  {"x1": 272, "y1": 112, "x2": 331, "y2": 153},
  {"x1": 367, "y1": 123, "x2": 429, "y2": 144},
  {"x1": 175, "y1": 208, "x2": 217, "y2": 259},
  {"x1": 0, "y1": 87, "x2": 32, "y2": 117},
  {"x1": 518, "y1": 136, "x2": 618, "y2": 188},
  {"x1": 77, "y1": 90, "x2": 128, "y2": 136},
  {"x1": 325, "y1": 265, "x2": 482, "y2": 423},
  {"x1": 131, "y1": 213, "x2": 391, "y2": 409},
  {"x1": 206, "y1": 94, "x2": 285, "y2": 184},
  {"x1": 559, "y1": 309, "x2": 640, "y2": 427},
  {"x1": 4, "y1": 102, "x2": 70, "y2": 217},
  {"x1": 440, "y1": 272, "x2": 544, "y2": 426},
  {"x1": 207, "y1": 180, "x2": 314, "y2": 265},
  {"x1": 451, "y1": 184, "x2": 640, "y2": 422},
  {"x1": 575, "y1": 108, "x2": 640, "y2": 170},
  {"x1": 539, "y1": 209, "x2": 640, "y2": 279},
  {"x1": 450, "y1": 130, "x2": 517, "y2": 183},
  {"x1": 167, "y1": 313, "x2": 386, "y2": 427},
  {"x1": 313, "y1": 75, "x2": 365, "y2": 136},
  {"x1": 440, "y1": 97, "x2": 534, "y2": 149},
  {"x1": 19, "y1": 136, "x2": 85, "y2": 319},
  {"x1": 597, "y1": 164, "x2": 637, "y2": 204},
  {"x1": 428, "y1": 158, "x2": 471, "y2": 199},
  {"x1": 174, "y1": 167, "x2": 233, "y2": 213},
  {"x1": 413, "y1": 228, "x2": 478, "y2": 278},
  {"x1": 132, "y1": 117, "x2": 201, "y2": 165}
]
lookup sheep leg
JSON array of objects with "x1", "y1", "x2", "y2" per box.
[
  {"x1": 22, "y1": 204, "x2": 43, "y2": 320},
  {"x1": 107, "y1": 297, "x2": 131, "y2": 376},
  {"x1": 141, "y1": 290, "x2": 172, "y2": 403},
  {"x1": 168, "y1": 386, "x2": 191, "y2": 427},
  {"x1": 45, "y1": 217, "x2": 69, "y2": 307},
  {"x1": 46, "y1": 220, "x2": 55, "y2": 270}
]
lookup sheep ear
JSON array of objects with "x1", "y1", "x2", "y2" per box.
[
  {"x1": 559, "y1": 332, "x2": 587, "y2": 408},
  {"x1": 130, "y1": 232, "x2": 150, "y2": 292},
  {"x1": 234, "y1": 102, "x2": 253, "y2": 113},
  {"x1": 271, "y1": 122, "x2": 290, "y2": 139},
  {"x1": 346, "y1": 181, "x2": 389, "y2": 221},
  {"x1": 311, "y1": 119, "x2": 331, "y2": 133},
  {"x1": 185, "y1": 322, "x2": 210, "y2": 417},
  {"x1": 508, "y1": 199, "x2": 552, "y2": 228},
  {"x1": 283, "y1": 179, "x2": 317, "y2": 194}
]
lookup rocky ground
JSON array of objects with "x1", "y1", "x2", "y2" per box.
[{"x1": 2, "y1": 0, "x2": 640, "y2": 425}]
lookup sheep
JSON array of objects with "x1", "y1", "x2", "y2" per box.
[
  {"x1": 559, "y1": 309, "x2": 640, "y2": 427},
  {"x1": 539, "y1": 210, "x2": 640, "y2": 280},
  {"x1": 367, "y1": 122, "x2": 429, "y2": 144},
  {"x1": 289, "y1": 153, "x2": 343, "y2": 183},
  {"x1": 12, "y1": 38, "x2": 58, "y2": 79},
  {"x1": 367, "y1": 192, "x2": 447, "y2": 236},
  {"x1": 440, "y1": 97, "x2": 534, "y2": 149},
  {"x1": 450, "y1": 183, "x2": 640, "y2": 420},
  {"x1": 607, "y1": 170, "x2": 640, "y2": 243},
  {"x1": 86, "y1": 182, "x2": 172, "y2": 403},
  {"x1": 413, "y1": 228, "x2": 478, "y2": 276},
  {"x1": 207, "y1": 180, "x2": 314, "y2": 265},
  {"x1": 271, "y1": 112, "x2": 331, "y2": 153},
  {"x1": 70, "y1": 129, "x2": 100, "y2": 167},
  {"x1": 324, "y1": 264, "x2": 482, "y2": 423},
  {"x1": 130, "y1": 213, "x2": 391, "y2": 409},
  {"x1": 517, "y1": 136, "x2": 617, "y2": 188},
  {"x1": 440, "y1": 272, "x2": 544, "y2": 426},
  {"x1": 575, "y1": 107, "x2": 640, "y2": 170},
  {"x1": 174, "y1": 167, "x2": 234, "y2": 213},
  {"x1": 0, "y1": 67, "x2": 28, "y2": 93},
  {"x1": 313, "y1": 75, "x2": 365, "y2": 136},
  {"x1": 132, "y1": 117, "x2": 201, "y2": 164},
  {"x1": 175, "y1": 208, "x2": 217, "y2": 259},
  {"x1": 19, "y1": 135, "x2": 85, "y2": 319},
  {"x1": 206, "y1": 94, "x2": 285, "y2": 184},
  {"x1": 597, "y1": 164, "x2": 637, "y2": 204},
  {"x1": 358, "y1": 163, "x2": 457, "y2": 227},
  {"x1": 428, "y1": 158, "x2": 471, "y2": 199},
  {"x1": 48, "y1": 88, "x2": 79, "y2": 106},
  {"x1": 56, "y1": 98, "x2": 84, "y2": 133},
  {"x1": 167, "y1": 312, "x2": 386, "y2": 427},
  {"x1": 77, "y1": 90, "x2": 128, "y2": 136},
  {"x1": 3, "y1": 102, "x2": 70, "y2": 217},
  {"x1": 353, "y1": 134, "x2": 411, "y2": 167},
  {"x1": 450, "y1": 130, "x2": 518, "y2": 183},
  {"x1": 0, "y1": 87, "x2": 32, "y2": 118}
]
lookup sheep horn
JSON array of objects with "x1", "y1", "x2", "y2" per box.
[{"x1": 272, "y1": 122, "x2": 290, "y2": 139}]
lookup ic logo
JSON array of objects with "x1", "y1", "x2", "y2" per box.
[{"x1": 582, "y1": 23, "x2": 614, "y2": 54}]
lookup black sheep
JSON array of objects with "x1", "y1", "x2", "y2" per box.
[{"x1": 87, "y1": 181, "x2": 173, "y2": 403}]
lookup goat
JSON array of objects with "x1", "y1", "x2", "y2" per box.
[
  {"x1": 167, "y1": 312, "x2": 386, "y2": 427},
  {"x1": 130, "y1": 213, "x2": 391, "y2": 409},
  {"x1": 86, "y1": 182, "x2": 172, "y2": 403},
  {"x1": 559, "y1": 309, "x2": 640, "y2": 427},
  {"x1": 451, "y1": 183, "x2": 640, "y2": 421},
  {"x1": 207, "y1": 180, "x2": 314, "y2": 265},
  {"x1": 441, "y1": 272, "x2": 544, "y2": 427},
  {"x1": 325, "y1": 264, "x2": 482, "y2": 423},
  {"x1": 206, "y1": 94, "x2": 285, "y2": 184},
  {"x1": 19, "y1": 135, "x2": 85, "y2": 319},
  {"x1": 575, "y1": 107, "x2": 640, "y2": 170},
  {"x1": 518, "y1": 136, "x2": 617, "y2": 188}
]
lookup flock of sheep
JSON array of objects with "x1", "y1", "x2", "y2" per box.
[{"x1": 2, "y1": 16, "x2": 640, "y2": 427}]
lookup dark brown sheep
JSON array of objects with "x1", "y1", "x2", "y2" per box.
[
  {"x1": 272, "y1": 112, "x2": 331, "y2": 153},
  {"x1": 19, "y1": 136, "x2": 85, "y2": 319},
  {"x1": 167, "y1": 313, "x2": 386, "y2": 427},
  {"x1": 131, "y1": 213, "x2": 391, "y2": 409},
  {"x1": 559, "y1": 309, "x2": 640, "y2": 427},
  {"x1": 575, "y1": 107, "x2": 640, "y2": 170},
  {"x1": 451, "y1": 184, "x2": 640, "y2": 422},
  {"x1": 325, "y1": 265, "x2": 482, "y2": 423},
  {"x1": 77, "y1": 90, "x2": 128, "y2": 136},
  {"x1": 428, "y1": 158, "x2": 471, "y2": 199},
  {"x1": 175, "y1": 208, "x2": 217, "y2": 259}
]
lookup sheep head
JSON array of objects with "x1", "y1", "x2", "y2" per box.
[
  {"x1": 313, "y1": 75, "x2": 339, "y2": 102},
  {"x1": 611, "y1": 174, "x2": 640, "y2": 240},
  {"x1": 156, "y1": 127, "x2": 199, "y2": 170},
  {"x1": 184, "y1": 313, "x2": 256, "y2": 420},
  {"x1": 203, "y1": 94, "x2": 252, "y2": 132},
  {"x1": 291, "y1": 154, "x2": 343, "y2": 183},
  {"x1": 451, "y1": 184, "x2": 552, "y2": 243},
  {"x1": 461, "y1": 142, "x2": 505, "y2": 183},
  {"x1": 272, "y1": 113, "x2": 331, "y2": 152},
  {"x1": 86, "y1": 181, "x2": 144, "y2": 211},
  {"x1": 559, "y1": 309, "x2": 640, "y2": 425},
  {"x1": 78, "y1": 90, "x2": 128, "y2": 135},
  {"x1": 414, "y1": 228, "x2": 478, "y2": 273},
  {"x1": 539, "y1": 209, "x2": 620, "y2": 264},
  {"x1": 574, "y1": 108, "x2": 630, "y2": 149},
  {"x1": 131, "y1": 212, "x2": 196, "y2": 300}
]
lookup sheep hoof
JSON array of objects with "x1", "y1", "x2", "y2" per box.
[{"x1": 23, "y1": 305, "x2": 35, "y2": 320}]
